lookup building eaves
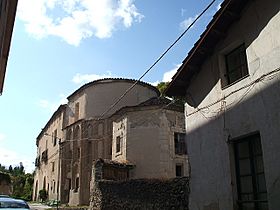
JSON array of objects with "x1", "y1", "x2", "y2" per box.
[
  {"x1": 67, "y1": 78, "x2": 160, "y2": 100},
  {"x1": 36, "y1": 104, "x2": 67, "y2": 145},
  {"x1": 0, "y1": 0, "x2": 18, "y2": 95},
  {"x1": 111, "y1": 97, "x2": 184, "y2": 118},
  {"x1": 165, "y1": 0, "x2": 251, "y2": 97}
]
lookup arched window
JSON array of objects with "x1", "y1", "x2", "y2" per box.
[
  {"x1": 66, "y1": 129, "x2": 72, "y2": 141},
  {"x1": 73, "y1": 126, "x2": 80, "y2": 140},
  {"x1": 87, "y1": 124, "x2": 93, "y2": 138}
]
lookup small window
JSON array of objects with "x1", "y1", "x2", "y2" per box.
[
  {"x1": 77, "y1": 148, "x2": 80, "y2": 159},
  {"x1": 233, "y1": 133, "x2": 268, "y2": 209},
  {"x1": 75, "y1": 177, "x2": 79, "y2": 192},
  {"x1": 174, "y1": 133, "x2": 187, "y2": 155},
  {"x1": 176, "y1": 164, "x2": 183, "y2": 177},
  {"x1": 53, "y1": 181, "x2": 56, "y2": 193},
  {"x1": 225, "y1": 44, "x2": 249, "y2": 85},
  {"x1": 51, "y1": 162, "x2": 55, "y2": 172},
  {"x1": 53, "y1": 129, "x2": 57, "y2": 146},
  {"x1": 116, "y1": 136, "x2": 122, "y2": 153},
  {"x1": 74, "y1": 102, "x2": 79, "y2": 120}
]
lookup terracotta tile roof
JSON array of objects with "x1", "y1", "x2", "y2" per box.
[{"x1": 67, "y1": 78, "x2": 160, "y2": 100}]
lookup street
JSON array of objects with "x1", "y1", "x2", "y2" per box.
[{"x1": 28, "y1": 203, "x2": 51, "y2": 210}]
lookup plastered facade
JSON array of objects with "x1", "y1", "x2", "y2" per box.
[{"x1": 182, "y1": 0, "x2": 280, "y2": 209}]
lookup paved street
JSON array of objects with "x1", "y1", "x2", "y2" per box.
[{"x1": 28, "y1": 203, "x2": 51, "y2": 210}]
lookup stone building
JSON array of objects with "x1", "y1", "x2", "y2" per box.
[
  {"x1": 33, "y1": 78, "x2": 186, "y2": 206},
  {"x1": 111, "y1": 97, "x2": 187, "y2": 179},
  {"x1": 0, "y1": 0, "x2": 18, "y2": 95},
  {"x1": 166, "y1": 0, "x2": 280, "y2": 209},
  {"x1": 33, "y1": 105, "x2": 66, "y2": 201}
]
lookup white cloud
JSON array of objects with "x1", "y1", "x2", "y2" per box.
[
  {"x1": 17, "y1": 0, "x2": 144, "y2": 46},
  {"x1": 149, "y1": 64, "x2": 181, "y2": 86},
  {"x1": 39, "y1": 94, "x2": 67, "y2": 112},
  {"x1": 163, "y1": 64, "x2": 181, "y2": 82},
  {"x1": 0, "y1": 133, "x2": 34, "y2": 173},
  {"x1": 0, "y1": 133, "x2": 6, "y2": 142},
  {"x1": 72, "y1": 72, "x2": 114, "y2": 84},
  {"x1": 180, "y1": 14, "x2": 198, "y2": 30},
  {"x1": 0, "y1": 147, "x2": 35, "y2": 173}
]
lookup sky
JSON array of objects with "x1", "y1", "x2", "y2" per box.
[{"x1": 0, "y1": 0, "x2": 222, "y2": 173}]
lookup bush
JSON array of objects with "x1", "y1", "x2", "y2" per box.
[{"x1": 39, "y1": 189, "x2": 48, "y2": 202}]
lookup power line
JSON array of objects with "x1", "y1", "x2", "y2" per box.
[{"x1": 98, "y1": 0, "x2": 217, "y2": 120}]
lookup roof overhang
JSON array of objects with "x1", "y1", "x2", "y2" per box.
[
  {"x1": 165, "y1": 0, "x2": 250, "y2": 97},
  {"x1": 0, "y1": 0, "x2": 18, "y2": 95}
]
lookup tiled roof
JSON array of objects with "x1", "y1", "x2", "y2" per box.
[
  {"x1": 165, "y1": 0, "x2": 250, "y2": 96},
  {"x1": 67, "y1": 78, "x2": 160, "y2": 100},
  {"x1": 111, "y1": 97, "x2": 184, "y2": 117}
]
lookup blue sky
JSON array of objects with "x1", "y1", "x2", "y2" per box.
[{"x1": 0, "y1": 0, "x2": 221, "y2": 173}]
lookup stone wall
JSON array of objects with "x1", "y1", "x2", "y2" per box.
[{"x1": 89, "y1": 177, "x2": 189, "y2": 210}]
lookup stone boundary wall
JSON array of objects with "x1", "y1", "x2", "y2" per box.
[{"x1": 89, "y1": 177, "x2": 189, "y2": 210}]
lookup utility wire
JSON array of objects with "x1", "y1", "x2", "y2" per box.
[{"x1": 98, "y1": 0, "x2": 217, "y2": 120}]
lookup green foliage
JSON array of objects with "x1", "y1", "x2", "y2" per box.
[
  {"x1": 39, "y1": 189, "x2": 48, "y2": 202},
  {"x1": 156, "y1": 82, "x2": 169, "y2": 96},
  {"x1": 0, "y1": 163, "x2": 34, "y2": 201}
]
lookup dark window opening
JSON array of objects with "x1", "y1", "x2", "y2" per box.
[
  {"x1": 176, "y1": 165, "x2": 183, "y2": 177},
  {"x1": 77, "y1": 148, "x2": 80, "y2": 159},
  {"x1": 116, "y1": 136, "x2": 121, "y2": 153},
  {"x1": 53, "y1": 129, "x2": 57, "y2": 146},
  {"x1": 225, "y1": 44, "x2": 249, "y2": 85},
  {"x1": 234, "y1": 133, "x2": 268, "y2": 210},
  {"x1": 174, "y1": 132, "x2": 187, "y2": 155},
  {"x1": 74, "y1": 177, "x2": 79, "y2": 192}
]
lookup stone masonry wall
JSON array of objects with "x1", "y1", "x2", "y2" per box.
[{"x1": 89, "y1": 177, "x2": 189, "y2": 210}]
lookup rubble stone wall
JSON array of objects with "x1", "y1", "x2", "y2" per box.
[{"x1": 89, "y1": 177, "x2": 189, "y2": 210}]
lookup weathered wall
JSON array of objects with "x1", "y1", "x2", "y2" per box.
[
  {"x1": 185, "y1": 0, "x2": 280, "y2": 209},
  {"x1": 90, "y1": 177, "x2": 189, "y2": 210},
  {"x1": 112, "y1": 108, "x2": 187, "y2": 179},
  {"x1": 85, "y1": 80, "x2": 159, "y2": 118},
  {"x1": 33, "y1": 109, "x2": 65, "y2": 201}
]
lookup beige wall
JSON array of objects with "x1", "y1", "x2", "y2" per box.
[
  {"x1": 84, "y1": 80, "x2": 159, "y2": 118},
  {"x1": 184, "y1": 1, "x2": 280, "y2": 209},
  {"x1": 112, "y1": 108, "x2": 187, "y2": 179},
  {"x1": 33, "y1": 110, "x2": 65, "y2": 201}
]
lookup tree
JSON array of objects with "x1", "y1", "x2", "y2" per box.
[
  {"x1": 0, "y1": 162, "x2": 34, "y2": 201},
  {"x1": 156, "y1": 82, "x2": 169, "y2": 96}
]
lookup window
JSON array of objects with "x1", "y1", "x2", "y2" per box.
[
  {"x1": 176, "y1": 164, "x2": 183, "y2": 177},
  {"x1": 233, "y1": 133, "x2": 268, "y2": 210},
  {"x1": 75, "y1": 177, "x2": 79, "y2": 192},
  {"x1": 74, "y1": 102, "x2": 79, "y2": 120},
  {"x1": 53, "y1": 181, "x2": 56, "y2": 193},
  {"x1": 174, "y1": 132, "x2": 187, "y2": 155},
  {"x1": 77, "y1": 148, "x2": 80, "y2": 159},
  {"x1": 51, "y1": 162, "x2": 55, "y2": 172},
  {"x1": 116, "y1": 136, "x2": 122, "y2": 153},
  {"x1": 53, "y1": 129, "x2": 57, "y2": 146},
  {"x1": 225, "y1": 44, "x2": 249, "y2": 85}
]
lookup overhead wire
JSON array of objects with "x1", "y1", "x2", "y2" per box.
[
  {"x1": 186, "y1": 66, "x2": 280, "y2": 118},
  {"x1": 97, "y1": 0, "x2": 217, "y2": 120}
]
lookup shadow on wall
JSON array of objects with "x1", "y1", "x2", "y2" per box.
[
  {"x1": 185, "y1": 0, "x2": 280, "y2": 107},
  {"x1": 186, "y1": 75, "x2": 280, "y2": 209}
]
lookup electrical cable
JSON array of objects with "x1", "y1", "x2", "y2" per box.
[{"x1": 97, "y1": 0, "x2": 217, "y2": 120}]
